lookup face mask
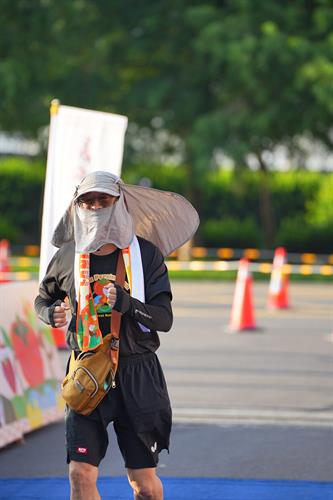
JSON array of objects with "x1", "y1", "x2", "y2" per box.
[{"x1": 73, "y1": 191, "x2": 134, "y2": 253}]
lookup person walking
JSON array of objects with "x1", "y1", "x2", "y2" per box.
[{"x1": 35, "y1": 171, "x2": 199, "y2": 500}]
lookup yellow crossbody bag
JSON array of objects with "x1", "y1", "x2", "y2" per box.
[{"x1": 61, "y1": 252, "x2": 124, "y2": 416}]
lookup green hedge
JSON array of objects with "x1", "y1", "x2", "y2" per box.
[
  {"x1": 122, "y1": 163, "x2": 189, "y2": 196},
  {"x1": 0, "y1": 157, "x2": 332, "y2": 253},
  {"x1": 275, "y1": 217, "x2": 333, "y2": 253},
  {"x1": 201, "y1": 217, "x2": 261, "y2": 248},
  {"x1": 0, "y1": 157, "x2": 45, "y2": 244}
]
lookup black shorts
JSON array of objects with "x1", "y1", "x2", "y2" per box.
[{"x1": 65, "y1": 352, "x2": 171, "y2": 469}]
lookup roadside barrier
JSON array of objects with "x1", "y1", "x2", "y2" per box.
[
  {"x1": 8, "y1": 245, "x2": 333, "y2": 264},
  {"x1": 1, "y1": 260, "x2": 332, "y2": 281},
  {"x1": 0, "y1": 282, "x2": 65, "y2": 449},
  {"x1": 268, "y1": 247, "x2": 289, "y2": 309},
  {"x1": 170, "y1": 247, "x2": 333, "y2": 265},
  {"x1": 2, "y1": 242, "x2": 333, "y2": 281},
  {"x1": 227, "y1": 258, "x2": 257, "y2": 333},
  {"x1": 166, "y1": 260, "x2": 333, "y2": 276}
]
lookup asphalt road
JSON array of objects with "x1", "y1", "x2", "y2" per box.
[
  {"x1": 1, "y1": 420, "x2": 333, "y2": 481},
  {"x1": 0, "y1": 280, "x2": 332, "y2": 481},
  {"x1": 163, "y1": 281, "x2": 333, "y2": 426}
]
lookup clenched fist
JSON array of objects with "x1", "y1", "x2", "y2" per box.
[
  {"x1": 103, "y1": 282, "x2": 118, "y2": 308},
  {"x1": 53, "y1": 302, "x2": 70, "y2": 328}
]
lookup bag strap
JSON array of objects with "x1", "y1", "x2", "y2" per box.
[{"x1": 109, "y1": 250, "x2": 126, "y2": 380}]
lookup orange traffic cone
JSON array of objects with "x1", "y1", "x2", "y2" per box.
[
  {"x1": 268, "y1": 247, "x2": 289, "y2": 309},
  {"x1": 51, "y1": 327, "x2": 68, "y2": 350},
  {"x1": 0, "y1": 239, "x2": 11, "y2": 283},
  {"x1": 227, "y1": 258, "x2": 257, "y2": 332},
  {"x1": 51, "y1": 297, "x2": 69, "y2": 349}
]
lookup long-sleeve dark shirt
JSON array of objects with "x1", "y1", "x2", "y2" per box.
[{"x1": 35, "y1": 237, "x2": 173, "y2": 355}]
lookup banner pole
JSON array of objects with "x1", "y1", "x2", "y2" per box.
[{"x1": 39, "y1": 101, "x2": 128, "y2": 281}]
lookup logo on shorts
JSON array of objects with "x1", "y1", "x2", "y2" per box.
[
  {"x1": 150, "y1": 442, "x2": 157, "y2": 453},
  {"x1": 77, "y1": 447, "x2": 88, "y2": 454}
]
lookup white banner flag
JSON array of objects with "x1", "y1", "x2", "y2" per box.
[{"x1": 39, "y1": 103, "x2": 128, "y2": 281}]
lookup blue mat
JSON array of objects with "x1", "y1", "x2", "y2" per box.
[{"x1": 0, "y1": 477, "x2": 333, "y2": 500}]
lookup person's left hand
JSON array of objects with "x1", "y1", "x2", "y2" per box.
[{"x1": 103, "y1": 282, "x2": 117, "y2": 307}]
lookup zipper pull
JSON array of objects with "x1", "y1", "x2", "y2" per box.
[{"x1": 111, "y1": 371, "x2": 116, "y2": 389}]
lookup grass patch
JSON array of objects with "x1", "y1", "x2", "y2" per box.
[
  {"x1": 11, "y1": 265, "x2": 39, "y2": 273},
  {"x1": 169, "y1": 270, "x2": 237, "y2": 281},
  {"x1": 10, "y1": 264, "x2": 333, "y2": 283},
  {"x1": 169, "y1": 270, "x2": 332, "y2": 282}
]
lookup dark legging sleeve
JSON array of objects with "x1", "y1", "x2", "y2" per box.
[{"x1": 113, "y1": 287, "x2": 172, "y2": 332}]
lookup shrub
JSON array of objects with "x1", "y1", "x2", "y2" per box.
[
  {"x1": 0, "y1": 157, "x2": 45, "y2": 244},
  {"x1": 201, "y1": 217, "x2": 262, "y2": 248},
  {"x1": 271, "y1": 171, "x2": 322, "y2": 228},
  {"x1": 306, "y1": 173, "x2": 333, "y2": 225},
  {"x1": 122, "y1": 163, "x2": 188, "y2": 195},
  {"x1": 0, "y1": 157, "x2": 332, "y2": 253},
  {"x1": 275, "y1": 216, "x2": 333, "y2": 253},
  {"x1": 0, "y1": 218, "x2": 19, "y2": 242}
]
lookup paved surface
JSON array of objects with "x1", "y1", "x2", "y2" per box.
[
  {"x1": 1, "y1": 421, "x2": 333, "y2": 481},
  {"x1": 1, "y1": 280, "x2": 333, "y2": 482},
  {"x1": 163, "y1": 281, "x2": 333, "y2": 426}
]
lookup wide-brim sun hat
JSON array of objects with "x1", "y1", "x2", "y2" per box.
[
  {"x1": 52, "y1": 170, "x2": 200, "y2": 257},
  {"x1": 73, "y1": 171, "x2": 121, "y2": 201}
]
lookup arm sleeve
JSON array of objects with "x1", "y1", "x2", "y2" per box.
[
  {"x1": 34, "y1": 250, "x2": 67, "y2": 326},
  {"x1": 113, "y1": 288, "x2": 172, "y2": 332},
  {"x1": 113, "y1": 240, "x2": 173, "y2": 332}
]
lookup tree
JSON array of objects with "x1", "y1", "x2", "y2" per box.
[
  {"x1": 112, "y1": 0, "x2": 333, "y2": 246},
  {"x1": 1, "y1": 0, "x2": 333, "y2": 247},
  {"x1": 0, "y1": 0, "x2": 131, "y2": 133}
]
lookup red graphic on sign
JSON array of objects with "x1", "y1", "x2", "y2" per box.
[
  {"x1": 11, "y1": 319, "x2": 44, "y2": 387},
  {"x1": 77, "y1": 137, "x2": 91, "y2": 180},
  {"x1": 2, "y1": 357, "x2": 17, "y2": 393}
]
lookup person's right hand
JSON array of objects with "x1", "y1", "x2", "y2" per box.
[{"x1": 53, "y1": 302, "x2": 70, "y2": 328}]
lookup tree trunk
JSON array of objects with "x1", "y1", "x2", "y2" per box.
[
  {"x1": 184, "y1": 164, "x2": 202, "y2": 245},
  {"x1": 257, "y1": 154, "x2": 275, "y2": 248}
]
